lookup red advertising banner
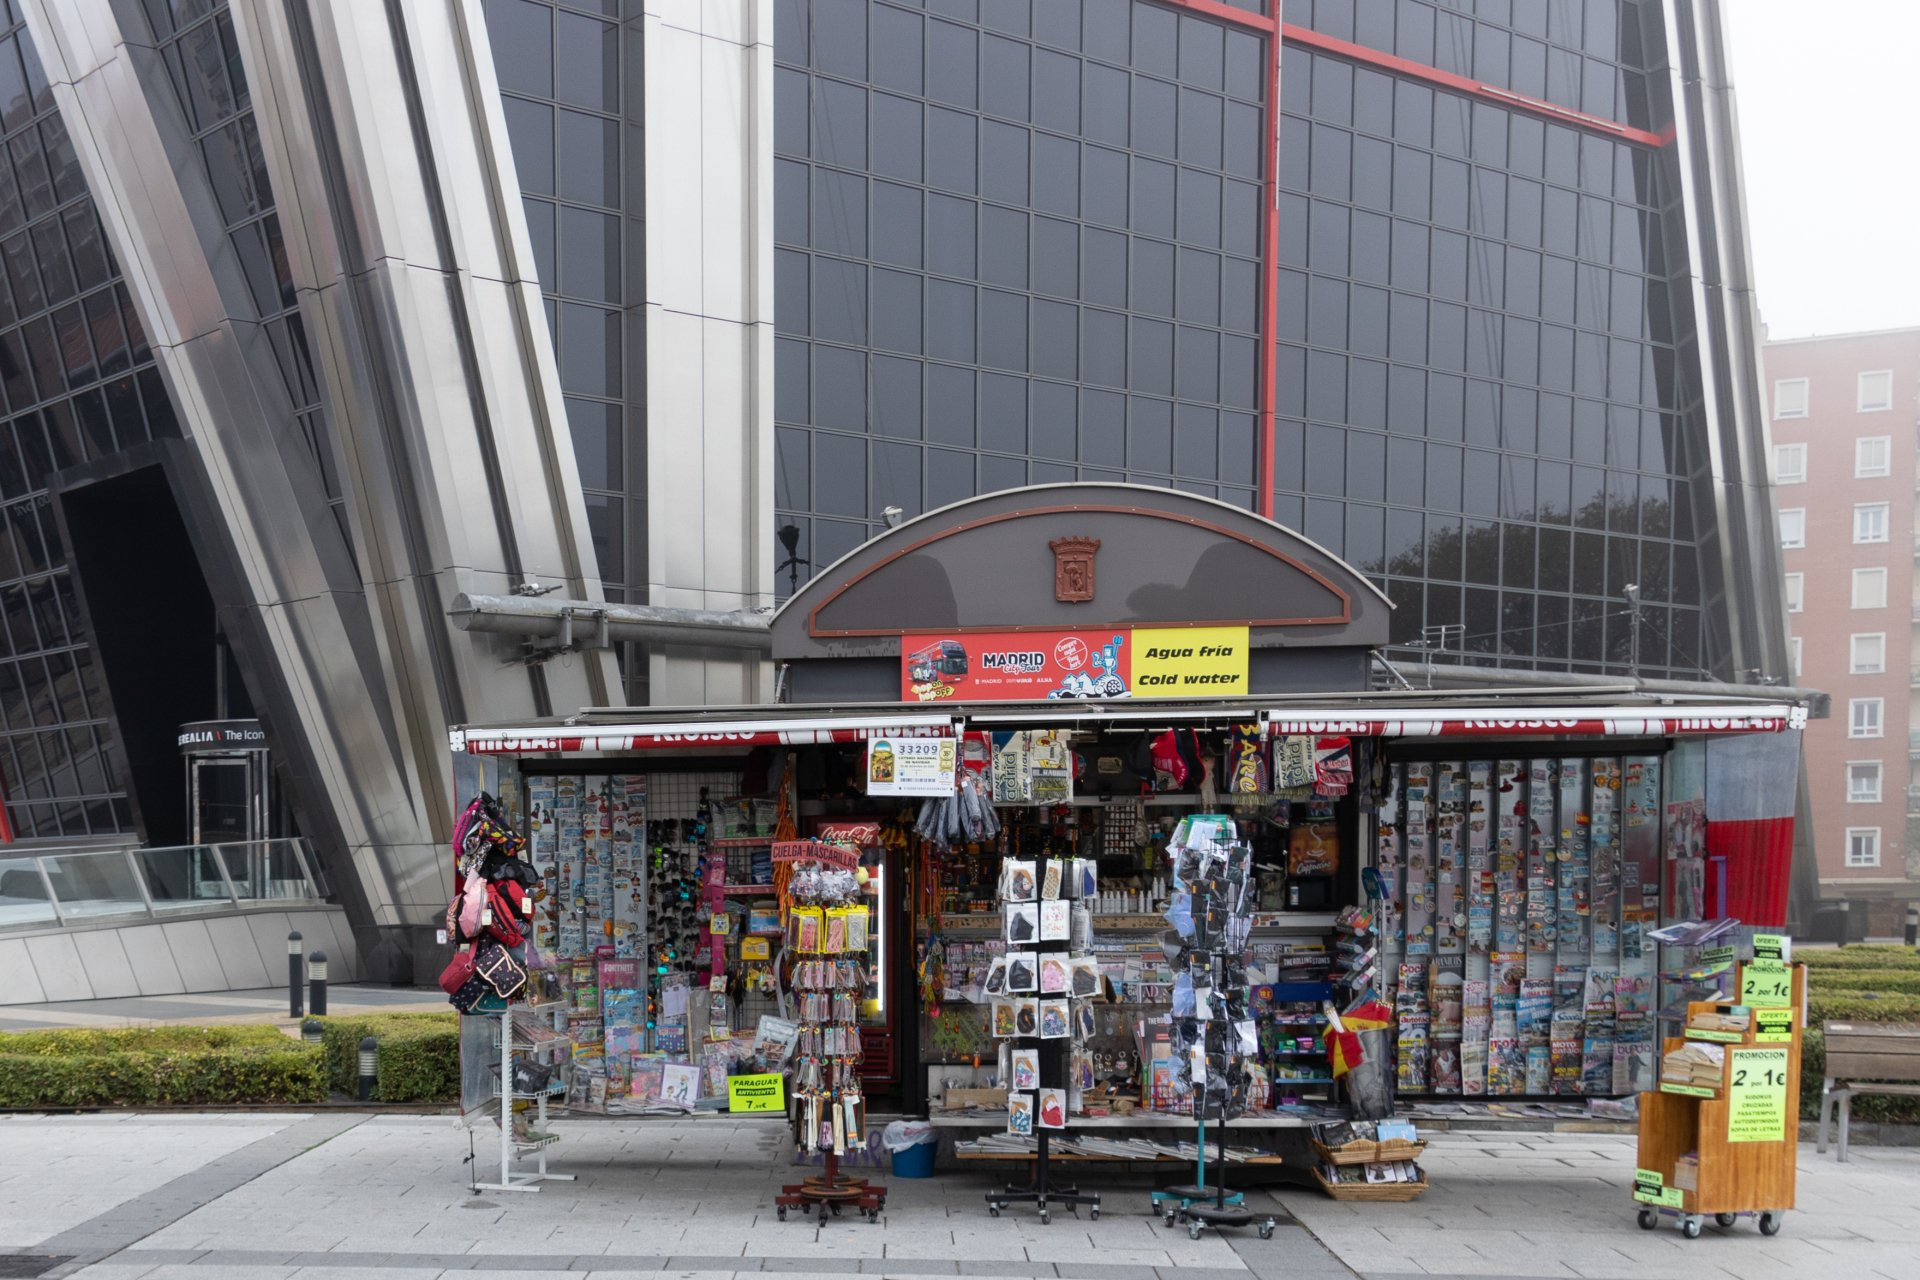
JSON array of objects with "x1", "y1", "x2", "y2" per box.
[{"x1": 902, "y1": 630, "x2": 1131, "y2": 701}]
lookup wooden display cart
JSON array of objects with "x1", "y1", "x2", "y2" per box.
[{"x1": 1633, "y1": 961, "x2": 1803, "y2": 1239}]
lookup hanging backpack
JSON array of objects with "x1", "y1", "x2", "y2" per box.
[{"x1": 455, "y1": 871, "x2": 488, "y2": 939}]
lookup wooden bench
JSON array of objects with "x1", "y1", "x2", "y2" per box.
[{"x1": 1816, "y1": 1021, "x2": 1920, "y2": 1161}]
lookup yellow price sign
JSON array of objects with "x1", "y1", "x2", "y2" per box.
[
  {"x1": 727, "y1": 1072, "x2": 787, "y2": 1113},
  {"x1": 1741, "y1": 960, "x2": 1792, "y2": 1006},
  {"x1": 1754, "y1": 1007, "x2": 1794, "y2": 1043},
  {"x1": 1727, "y1": 1047, "x2": 1790, "y2": 1142}
]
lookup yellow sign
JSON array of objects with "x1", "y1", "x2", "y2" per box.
[
  {"x1": 1632, "y1": 1169, "x2": 1682, "y2": 1207},
  {"x1": 740, "y1": 936, "x2": 770, "y2": 961},
  {"x1": 1727, "y1": 1047, "x2": 1790, "y2": 1142},
  {"x1": 1741, "y1": 960, "x2": 1792, "y2": 1006},
  {"x1": 1754, "y1": 1007, "x2": 1794, "y2": 1043},
  {"x1": 1133, "y1": 626, "x2": 1249, "y2": 698},
  {"x1": 727, "y1": 1072, "x2": 787, "y2": 1113},
  {"x1": 709, "y1": 912, "x2": 732, "y2": 935}
]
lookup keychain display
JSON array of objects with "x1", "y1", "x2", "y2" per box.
[{"x1": 776, "y1": 854, "x2": 885, "y2": 1224}]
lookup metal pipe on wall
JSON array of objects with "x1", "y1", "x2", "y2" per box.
[{"x1": 449, "y1": 593, "x2": 774, "y2": 653}]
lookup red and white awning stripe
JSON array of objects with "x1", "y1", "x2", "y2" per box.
[
  {"x1": 454, "y1": 703, "x2": 1805, "y2": 757},
  {"x1": 1264, "y1": 705, "x2": 1805, "y2": 739},
  {"x1": 452, "y1": 715, "x2": 958, "y2": 756}
]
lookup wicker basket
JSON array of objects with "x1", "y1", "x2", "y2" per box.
[
  {"x1": 1312, "y1": 1166, "x2": 1430, "y2": 1201},
  {"x1": 1313, "y1": 1138, "x2": 1429, "y2": 1166}
]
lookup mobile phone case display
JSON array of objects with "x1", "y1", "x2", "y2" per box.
[
  {"x1": 776, "y1": 853, "x2": 885, "y2": 1224},
  {"x1": 1633, "y1": 957, "x2": 1802, "y2": 1240},
  {"x1": 984, "y1": 851, "x2": 1100, "y2": 1225},
  {"x1": 1152, "y1": 816, "x2": 1277, "y2": 1240},
  {"x1": 1375, "y1": 756, "x2": 1662, "y2": 1098}
]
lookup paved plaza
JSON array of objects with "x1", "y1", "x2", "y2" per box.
[{"x1": 0, "y1": 1114, "x2": 1914, "y2": 1280}]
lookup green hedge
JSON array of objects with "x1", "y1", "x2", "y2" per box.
[
  {"x1": 0, "y1": 1026, "x2": 325, "y2": 1107},
  {"x1": 316, "y1": 1013, "x2": 459, "y2": 1103},
  {"x1": 1807, "y1": 968, "x2": 1920, "y2": 997},
  {"x1": 1802, "y1": 946, "x2": 1920, "y2": 971}
]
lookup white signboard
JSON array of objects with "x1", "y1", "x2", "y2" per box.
[{"x1": 866, "y1": 736, "x2": 958, "y2": 796}]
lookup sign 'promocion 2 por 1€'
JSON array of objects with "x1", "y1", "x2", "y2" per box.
[{"x1": 901, "y1": 627, "x2": 1249, "y2": 701}]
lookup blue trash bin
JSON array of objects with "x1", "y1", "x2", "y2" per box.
[{"x1": 892, "y1": 1140, "x2": 938, "y2": 1177}]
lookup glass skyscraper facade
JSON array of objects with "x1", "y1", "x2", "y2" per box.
[
  {"x1": 482, "y1": 0, "x2": 647, "y2": 702},
  {"x1": 773, "y1": 0, "x2": 1271, "y2": 579},
  {"x1": 769, "y1": 0, "x2": 1757, "y2": 683},
  {"x1": 1275, "y1": 0, "x2": 1705, "y2": 676},
  {"x1": 0, "y1": 0, "x2": 1783, "y2": 988},
  {"x1": 0, "y1": 5, "x2": 174, "y2": 840}
]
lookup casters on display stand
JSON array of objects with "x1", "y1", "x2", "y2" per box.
[
  {"x1": 774, "y1": 1152, "x2": 886, "y2": 1224},
  {"x1": 985, "y1": 1131, "x2": 1100, "y2": 1224}
]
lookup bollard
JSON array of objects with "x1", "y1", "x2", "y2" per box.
[
  {"x1": 287, "y1": 930, "x2": 304, "y2": 1019},
  {"x1": 358, "y1": 1036, "x2": 378, "y2": 1102},
  {"x1": 1907, "y1": 905, "x2": 1918, "y2": 949},
  {"x1": 309, "y1": 949, "x2": 329, "y2": 1016},
  {"x1": 1838, "y1": 900, "x2": 1852, "y2": 948},
  {"x1": 301, "y1": 1017, "x2": 324, "y2": 1045}
]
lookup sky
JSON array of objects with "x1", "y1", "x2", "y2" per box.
[{"x1": 1725, "y1": 1, "x2": 1920, "y2": 339}]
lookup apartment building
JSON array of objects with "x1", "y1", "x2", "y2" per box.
[{"x1": 1768, "y1": 327, "x2": 1920, "y2": 931}]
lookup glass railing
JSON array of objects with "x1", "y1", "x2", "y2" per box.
[{"x1": 0, "y1": 838, "x2": 319, "y2": 930}]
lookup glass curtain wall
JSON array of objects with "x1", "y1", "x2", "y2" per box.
[
  {"x1": 1276, "y1": 0, "x2": 1715, "y2": 678},
  {"x1": 142, "y1": 0, "x2": 356, "y2": 563},
  {"x1": 481, "y1": 0, "x2": 647, "y2": 702},
  {"x1": 0, "y1": 8, "x2": 177, "y2": 839},
  {"x1": 772, "y1": 0, "x2": 1269, "y2": 596}
]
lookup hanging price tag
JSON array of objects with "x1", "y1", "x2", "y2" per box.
[
  {"x1": 1740, "y1": 960, "x2": 1792, "y2": 1005},
  {"x1": 1752, "y1": 933, "x2": 1788, "y2": 962},
  {"x1": 1727, "y1": 1046, "x2": 1790, "y2": 1142}
]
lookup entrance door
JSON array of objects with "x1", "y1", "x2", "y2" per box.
[{"x1": 189, "y1": 754, "x2": 267, "y2": 897}]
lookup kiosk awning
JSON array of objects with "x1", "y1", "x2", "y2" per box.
[
  {"x1": 454, "y1": 712, "x2": 958, "y2": 756},
  {"x1": 1263, "y1": 704, "x2": 1805, "y2": 738},
  {"x1": 453, "y1": 698, "x2": 1804, "y2": 757}
]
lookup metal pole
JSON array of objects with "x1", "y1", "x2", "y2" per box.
[
  {"x1": 1624, "y1": 584, "x2": 1641, "y2": 675},
  {"x1": 288, "y1": 930, "x2": 304, "y2": 1019},
  {"x1": 1905, "y1": 905, "x2": 1917, "y2": 949},
  {"x1": 1837, "y1": 901, "x2": 1851, "y2": 948},
  {"x1": 309, "y1": 949, "x2": 328, "y2": 1016}
]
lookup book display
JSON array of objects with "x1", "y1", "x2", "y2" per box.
[{"x1": 1634, "y1": 942, "x2": 1803, "y2": 1239}]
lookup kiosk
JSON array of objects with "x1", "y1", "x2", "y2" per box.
[{"x1": 447, "y1": 485, "x2": 1812, "y2": 1191}]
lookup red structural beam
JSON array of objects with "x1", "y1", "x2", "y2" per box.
[{"x1": 1281, "y1": 23, "x2": 1669, "y2": 147}]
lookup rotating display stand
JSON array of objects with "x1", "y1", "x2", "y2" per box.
[
  {"x1": 986, "y1": 851, "x2": 1099, "y2": 1224},
  {"x1": 774, "y1": 843, "x2": 886, "y2": 1224},
  {"x1": 1151, "y1": 817, "x2": 1275, "y2": 1239}
]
